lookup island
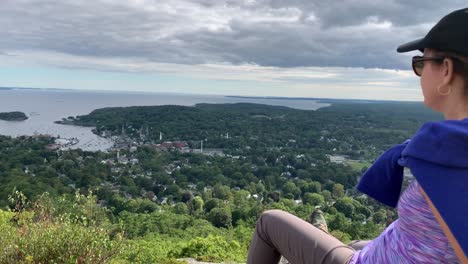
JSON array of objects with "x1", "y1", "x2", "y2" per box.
[{"x1": 0, "y1": 111, "x2": 28, "y2": 121}]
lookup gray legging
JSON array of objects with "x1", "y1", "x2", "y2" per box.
[{"x1": 247, "y1": 210, "x2": 370, "y2": 264}]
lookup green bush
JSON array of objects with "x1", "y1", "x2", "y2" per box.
[
  {"x1": 115, "y1": 235, "x2": 185, "y2": 264},
  {"x1": 0, "y1": 219, "x2": 122, "y2": 263},
  {"x1": 0, "y1": 191, "x2": 123, "y2": 264},
  {"x1": 174, "y1": 235, "x2": 244, "y2": 262}
]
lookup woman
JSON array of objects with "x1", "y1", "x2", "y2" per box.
[{"x1": 247, "y1": 8, "x2": 468, "y2": 264}]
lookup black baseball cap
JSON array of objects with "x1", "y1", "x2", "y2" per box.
[{"x1": 397, "y1": 8, "x2": 468, "y2": 56}]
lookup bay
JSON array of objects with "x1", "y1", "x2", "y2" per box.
[{"x1": 0, "y1": 89, "x2": 329, "y2": 151}]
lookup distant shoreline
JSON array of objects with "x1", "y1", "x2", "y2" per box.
[
  {"x1": 0, "y1": 86, "x2": 421, "y2": 103},
  {"x1": 226, "y1": 95, "x2": 420, "y2": 104}
]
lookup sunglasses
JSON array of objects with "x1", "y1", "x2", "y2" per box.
[
  {"x1": 411, "y1": 55, "x2": 466, "y2": 76},
  {"x1": 411, "y1": 56, "x2": 445, "y2": 76}
]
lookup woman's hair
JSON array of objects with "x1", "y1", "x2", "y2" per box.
[{"x1": 432, "y1": 49, "x2": 468, "y2": 93}]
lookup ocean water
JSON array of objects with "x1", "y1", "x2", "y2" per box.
[{"x1": 0, "y1": 89, "x2": 328, "y2": 151}]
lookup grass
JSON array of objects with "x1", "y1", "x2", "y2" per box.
[{"x1": 347, "y1": 160, "x2": 371, "y2": 172}]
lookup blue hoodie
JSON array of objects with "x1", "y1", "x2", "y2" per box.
[{"x1": 357, "y1": 119, "x2": 468, "y2": 263}]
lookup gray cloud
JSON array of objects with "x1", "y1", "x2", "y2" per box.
[
  {"x1": 264, "y1": 0, "x2": 465, "y2": 27},
  {"x1": 0, "y1": 0, "x2": 466, "y2": 70}
]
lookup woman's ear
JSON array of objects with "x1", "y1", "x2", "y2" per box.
[{"x1": 442, "y1": 58, "x2": 456, "y2": 86}]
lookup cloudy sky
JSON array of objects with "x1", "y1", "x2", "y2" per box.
[{"x1": 0, "y1": 1, "x2": 466, "y2": 100}]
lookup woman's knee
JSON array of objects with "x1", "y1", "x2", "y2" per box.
[
  {"x1": 258, "y1": 210, "x2": 287, "y2": 223},
  {"x1": 260, "y1": 209, "x2": 286, "y2": 218},
  {"x1": 256, "y1": 210, "x2": 290, "y2": 231},
  {"x1": 254, "y1": 210, "x2": 290, "y2": 245}
]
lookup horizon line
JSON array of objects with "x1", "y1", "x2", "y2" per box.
[{"x1": 0, "y1": 86, "x2": 423, "y2": 103}]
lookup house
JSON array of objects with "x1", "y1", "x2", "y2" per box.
[
  {"x1": 129, "y1": 146, "x2": 138, "y2": 152},
  {"x1": 46, "y1": 144, "x2": 60, "y2": 150}
]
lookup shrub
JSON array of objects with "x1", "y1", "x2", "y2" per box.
[
  {"x1": 115, "y1": 236, "x2": 185, "y2": 264},
  {"x1": 174, "y1": 235, "x2": 244, "y2": 262},
  {"x1": 0, "y1": 191, "x2": 122, "y2": 264}
]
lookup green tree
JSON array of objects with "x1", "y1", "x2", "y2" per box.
[
  {"x1": 332, "y1": 183, "x2": 345, "y2": 198},
  {"x1": 321, "y1": 190, "x2": 333, "y2": 203},
  {"x1": 204, "y1": 198, "x2": 222, "y2": 213},
  {"x1": 207, "y1": 207, "x2": 232, "y2": 228},
  {"x1": 213, "y1": 184, "x2": 232, "y2": 201},
  {"x1": 303, "y1": 193, "x2": 324, "y2": 207},
  {"x1": 173, "y1": 202, "x2": 189, "y2": 214},
  {"x1": 190, "y1": 196, "x2": 204, "y2": 214},
  {"x1": 334, "y1": 197, "x2": 355, "y2": 218},
  {"x1": 283, "y1": 182, "x2": 301, "y2": 199},
  {"x1": 328, "y1": 212, "x2": 349, "y2": 232},
  {"x1": 373, "y1": 209, "x2": 387, "y2": 224}
]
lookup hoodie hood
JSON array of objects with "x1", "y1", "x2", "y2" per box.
[{"x1": 401, "y1": 118, "x2": 468, "y2": 168}]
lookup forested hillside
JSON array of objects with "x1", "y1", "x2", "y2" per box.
[
  {"x1": 62, "y1": 101, "x2": 441, "y2": 158},
  {"x1": 1, "y1": 102, "x2": 442, "y2": 263}
]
